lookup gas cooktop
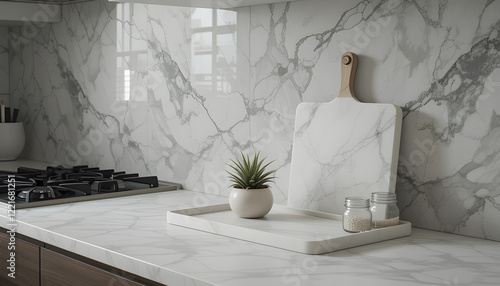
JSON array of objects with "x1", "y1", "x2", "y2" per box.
[{"x1": 0, "y1": 165, "x2": 181, "y2": 209}]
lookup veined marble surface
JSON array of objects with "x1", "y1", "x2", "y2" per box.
[
  {"x1": 0, "y1": 26, "x2": 8, "y2": 103},
  {"x1": 8, "y1": 0, "x2": 500, "y2": 241},
  {"x1": 288, "y1": 98, "x2": 402, "y2": 214},
  {"x1": 9, "y1": 2, "x2": 244, "y2": 197},
  {"x1": 1, "y1": 190, "x2": 499, "y2": 286},
  {"x1": 249, "y1": 0, "x2": 500, "y2": 241}
]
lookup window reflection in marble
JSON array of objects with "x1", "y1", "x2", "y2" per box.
[
  {"x1": 191, "y1": 8, "x2": 237, "y2": 95},
  {"x1": 116, "y1": 3, "x2": 148, "y2": 102}
]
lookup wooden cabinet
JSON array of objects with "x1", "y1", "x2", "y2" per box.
[
  {"x1": 41, "y1": 248, "x2": 144, "y2": 286},
  {"x1": 0, "y1": 230, "x2": 40, "y2": 286},
  {"x1": 0, "y1": 229, "x2": 161, "y2": 286}
]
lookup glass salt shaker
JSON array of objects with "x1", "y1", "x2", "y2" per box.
[
  {"x1": 370, "y1": 192, "x2": 399, "y2": 228},
  {"x1": 343, "y1": 197, "x2": 372, "y2": 233}
]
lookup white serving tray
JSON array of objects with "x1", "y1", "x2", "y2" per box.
[{"x1": 167, "y1": 204, "x2": 411, "y2": 254}]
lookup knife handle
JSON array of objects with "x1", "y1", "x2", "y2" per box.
[
  {"x1": 0, "y1": 104, "x2": 4, "y2": 123},
  {"x1": 4, "y1": 107, "x2": 10, "y2": 123},
  {"x1": 12, "y1": 109, "x2": 19, "y2": 123}
]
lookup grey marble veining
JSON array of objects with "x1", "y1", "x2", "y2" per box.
[
  {"x1": 397, "y1": 19, "x2": 500, "y2": 239},
  {"x1": 248, "y1": 0, "x2": 500, "y2": 241},
  {"x1": 144, "y1": 5, "x2": 247, "y2": 196},
  {"x1": 0, "y1": 27, "x2": 8, "y2": 101},
  {"x1": 7, "y1": 0, "x2": 500, "y2": 241},
  {"x1": 1, "y1": 189, "x2": 499, "y2": 285},
  {"x1": 287, "y1": 99, "x2": 402, "y2": 214}
]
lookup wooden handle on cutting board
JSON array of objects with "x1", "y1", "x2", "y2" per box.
[{"x1": 338, "y1": 52, "x2": 358, "y2": 100}]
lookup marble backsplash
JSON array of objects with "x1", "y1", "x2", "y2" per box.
[
  {"x1": 0, "y1": 27, "x2": 8, "y2": 104},
  {"x1": 8, "y1": 0, "x2": 500, "y2": 241}
]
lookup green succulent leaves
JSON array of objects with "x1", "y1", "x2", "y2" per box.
[{"x1": 227, "y1": 152, "x2": 277, "y2": 190}]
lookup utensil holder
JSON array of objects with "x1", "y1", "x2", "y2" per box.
[{"x1": 0, "y1": 122, "x2": 25, "y2": 161}]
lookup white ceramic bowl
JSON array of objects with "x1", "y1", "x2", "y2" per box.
[{"x1": 0, "y1": 122, "x2": 26, "y2": 161}]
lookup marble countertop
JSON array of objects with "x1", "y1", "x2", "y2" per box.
[
  {"x1": 1, "y1": 190, "x2": 499, "y2": 286},
  {"x1": 1, "y1": 160, "x2": 499, "y2": 285}
]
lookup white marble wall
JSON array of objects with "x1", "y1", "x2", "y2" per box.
[
  {"x1": 0, "y1": 27, "x2": 8, "y2": 105},
  {"x1": 248, "y1": 0, "x2": 500, "y2": 241},
  {"x1": 8, "y1": 0, "x2": 500, "y2": 241}
]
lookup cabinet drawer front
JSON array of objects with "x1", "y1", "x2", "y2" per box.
[
  {"x1": 0, "y1": 231, "x2": 40, "y2": 286},
  {"x1": 41, "y1": 248, "x2": 144, "y2": 286}
]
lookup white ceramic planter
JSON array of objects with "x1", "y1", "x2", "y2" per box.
[
  {"x1": 0, "y1": 122, "x2": 25, "y2": 161},
  {"x1": 229, "y1": 187, "x2": 273, "y2": 219}
]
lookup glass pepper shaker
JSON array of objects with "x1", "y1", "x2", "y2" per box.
[
  {"x1": 370, "y1": 192, "x2": 399, "y2": 228},
  {"x1": 343, "y1": 197, "x2": 372, "y2": 233}
]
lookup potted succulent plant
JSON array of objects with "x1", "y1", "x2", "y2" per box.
[{"x1": 227, "y1": 152, "x2": 276, "y2": 218}]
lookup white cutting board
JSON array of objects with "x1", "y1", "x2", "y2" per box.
[{"x1": 287, "y1": 52, "x2": 402, "y2": 215}]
